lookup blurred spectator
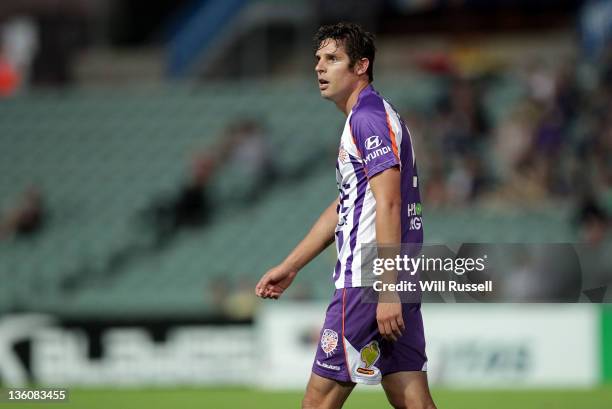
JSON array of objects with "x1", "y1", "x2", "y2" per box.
[
  {"x1": 574, "y1": 196, "x2": 612, "y2": 301},
  {"x1": 0, "y1": 17, "x2": 37, "y2": 94},
  {"x1": 146, "y1": 152, "x2": 217, "y2": 244},
  {"x1": 492, "y1": 101, "x2": 539, "y2": 180},
  {"x1": 553, "y1": 62, "x2": 580, "y2": 122},
  {"x1": 218, "y1": 119, "x2": 276, "y2": 201},
  {"x1": 576, "y1": 196, "x2": 609, "y2": 245},
  {"x1": 30, "y1": 14, "x2": 87, "y2": 86},
  {"x1": 423, "y1": 160, "x2": 448, "y2": 207},
  {"x1": 500, "y1": 244, "x2": 583, "y2": 302},
  {"x1": 526, "y1": 106, "x2": 570, "y2": 196},
  {"x1": 223, "y1": 280, "x2": 259, "y2": 320},
  {"x1": 206, "y1": 274, "x2": 232, "y2": 316},
  {"x1": 580, "y1": 0, "x2": 612, "y2": 61},
  {"x1": 0, "y1": 52, "x2": 19, "y2": 96},
  {"x1": 592, "y1": 118, "x2": 612, "y2": 193},
  {"x1": 0, "y1": 186, "x2": 45, "y2": 240},
  {"x1": 524, "y1": 60, "x2": 556, "y2": 104},
  {"x1": 446, "y1": 154, "x2": 489, "y2": 204},
  {"x1": 436, "y1": 76, "x2": 489, "y2": 157},
  {"x1": 206, "y1": 276, "x2": 259, "y2": 320}
]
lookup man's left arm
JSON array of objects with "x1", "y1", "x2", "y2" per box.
[
  {"x1": 369, "y1": 167, "x2": 405, "y2": 342},
  {"x1": 350, "y1": 109, "x2": 405, "y2": 341}
]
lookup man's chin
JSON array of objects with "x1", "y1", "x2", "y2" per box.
[{"x1": 319, "y1": 90, "x2": 333, "y2": 100}]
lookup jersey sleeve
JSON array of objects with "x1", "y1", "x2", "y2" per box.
[{"x1": 349, "y1": 110, "x2": 400, "y2": 178}]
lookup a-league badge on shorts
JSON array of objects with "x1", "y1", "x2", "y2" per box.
[
  {"x1": 320, "y1": 329, "x2": 339, "y2": 357},
  {"x1": 357, "y1": 341, "x2": 380, "y2": 376}
]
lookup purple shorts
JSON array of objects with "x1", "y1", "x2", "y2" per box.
[{"x1": 312, "y1": 287, "x2": 427, "y2": 385}]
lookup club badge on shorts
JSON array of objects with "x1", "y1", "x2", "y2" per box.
[{"x1": 320, "y1": 329, "x2": 339, "y2": 357}]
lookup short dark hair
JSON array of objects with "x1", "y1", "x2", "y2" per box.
[{"x1": 313, "y1": 22, "x2": 376, "y2": 82}]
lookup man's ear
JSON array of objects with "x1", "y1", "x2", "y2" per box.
[{"x1": 355, "y1": 58, "x2": 369, "y2": 76}]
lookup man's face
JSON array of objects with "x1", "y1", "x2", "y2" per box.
[{"x1": 314, "y1": 39, "x2": 361, "y2": 102}]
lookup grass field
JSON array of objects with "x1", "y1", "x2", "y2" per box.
[{"x1": 2, "y1": 386, "x2": 612, "y2": 409}]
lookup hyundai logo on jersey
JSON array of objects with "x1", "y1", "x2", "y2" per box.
[{"x1": 365, "y1": 135, "x2": 381, "y2": 150}]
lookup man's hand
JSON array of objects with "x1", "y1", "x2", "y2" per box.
[
  {"x1": 376, "y1": 300, "x2": 404, "y2": 342},
  {"x1": 255, "y1": 198, "x2": 338, "y2": 300},
  {"x1": 255, "y1": 263, "x2": 298, "y2": 299}
]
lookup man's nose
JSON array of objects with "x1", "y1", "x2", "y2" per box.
[{"x1": 315, "y1": 60, "x2": 325, "y2": 74}]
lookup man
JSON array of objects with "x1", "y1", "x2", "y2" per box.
[{"x1": 255, "y1": 22, "x2": 436, "y2": 409}]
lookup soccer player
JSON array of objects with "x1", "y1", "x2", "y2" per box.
[{"x1": 255, "y1": 22, "x2": 436, "y2": 409}]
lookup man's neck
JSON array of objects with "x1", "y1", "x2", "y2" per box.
[{"x1": 336, "y1": 80, "x2": 370, "y2": 116}]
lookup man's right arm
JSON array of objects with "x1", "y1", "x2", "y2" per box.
[{"x1": 255, "y1": 198, "x2": 338, "y2": 298}]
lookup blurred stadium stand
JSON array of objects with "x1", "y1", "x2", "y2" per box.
[
  {"x1": 0, "y1": 79, "x2": 581, "y2": 317},
  {"x1": 0, "y1": 0, "x2": 610, "y2": 319}
]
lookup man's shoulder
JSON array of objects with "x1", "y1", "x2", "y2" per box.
[
  {"x1": 353, "y1": 89, "x2": 386, "y2": 114},
  {"x1": 350, "y1": 93, "x2": 388, "y2": 133}
]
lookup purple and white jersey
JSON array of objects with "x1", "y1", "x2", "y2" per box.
[{"x1": 333, "y1": 85, "x2": 423, "y2": 289}]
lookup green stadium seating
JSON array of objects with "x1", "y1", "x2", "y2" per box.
[{"x1": 0, "y1": 79, "x2": 577, "y2": 316}]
